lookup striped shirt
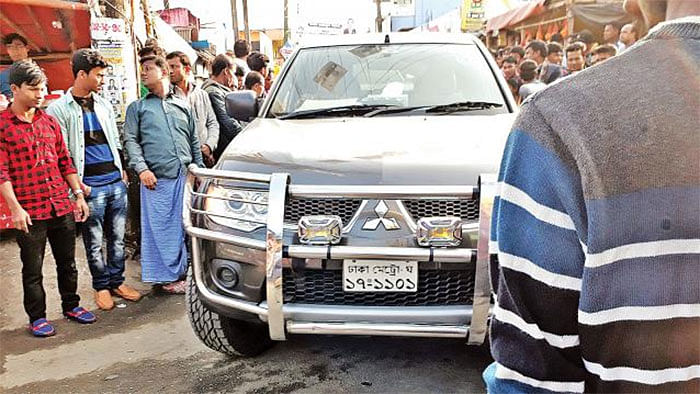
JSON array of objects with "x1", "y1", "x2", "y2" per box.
[
  {"x1": 485, "y1": 18, "x2": 699, "y2": 392},
  {"x1": 74, "y1": 95, "x2": 121, "y2": 187}
]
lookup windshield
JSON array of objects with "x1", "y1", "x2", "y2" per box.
[{"x1": 268, "y1": 43, "x2": 506, "y2": 118}]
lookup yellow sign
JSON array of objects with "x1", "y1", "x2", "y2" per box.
[{"x1": 461, "y1": 0, "x2": 486, "y2": 32}]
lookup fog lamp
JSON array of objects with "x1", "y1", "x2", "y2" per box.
[
  {"x1": 217, "y1": 266, "x2": 239, "y2": 288},
  {"x1": 416, "y1": 217, "x2": 462, "y2": 247},
  {"x1": 298, "y1": 215, "x2": 343, "y2": 245}
]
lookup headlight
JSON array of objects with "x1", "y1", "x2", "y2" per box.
[{"x1": 204, "y1": 185, "x2": 268, "y2": 232}]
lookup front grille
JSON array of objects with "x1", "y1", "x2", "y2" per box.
[
  {"x1": 403, "y1": 198, "x2": 480, "y2": 221},
  {"x1": 282, "y1": 268, "x2": 474, "y2": 306},
  {"x1": 285, "y1": 199, "x2": 363, "y2": 225}
]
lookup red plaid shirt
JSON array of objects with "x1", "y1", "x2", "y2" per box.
[{"x1": 0, "y1": 108, "x2": 77, "y2": 220}]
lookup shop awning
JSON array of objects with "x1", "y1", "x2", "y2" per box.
[
  {"x1": 0, "y1": 0, "x2": 91, "y2": 91},
  {"x1": 485, "y1": 0, "x2": 547, "y2": 33}
]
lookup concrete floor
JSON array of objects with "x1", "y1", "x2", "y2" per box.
[{"x1": 0, "y1": 234, "x2": 492, "y2": 393}]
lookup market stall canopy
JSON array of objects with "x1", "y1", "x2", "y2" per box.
[
  {"x1": 571, "y1": 2, "x2": 634, "y2": 28},
  {"x1": 0, "y1": 0, "x2": 91, "y2": 91},
  {"x1": 486, "y1": 0, "x2": 547, "y2": 33}
]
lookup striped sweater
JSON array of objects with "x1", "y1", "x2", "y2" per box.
[{"x1": 484, "y1": 18, "x2": 700, "y2": 393}]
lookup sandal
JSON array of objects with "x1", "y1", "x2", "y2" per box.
[
  {"x1": 64, "y1": 307, "x2": 97, "y2": 324},
  {"x1": 30, "y1": 318, "x2": 56, "y2": 337}
]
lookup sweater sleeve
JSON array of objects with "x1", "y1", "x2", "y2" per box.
[{"x1": 484, "y1": 102, "x2": 588, "y2": 393}]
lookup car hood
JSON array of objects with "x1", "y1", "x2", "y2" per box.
[{"x1": 220, "y1": 114, "x2": 516, "y2": 185}]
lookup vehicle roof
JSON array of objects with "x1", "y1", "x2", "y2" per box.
[{"x1": 297, "y1": 32, "x2": 480, "y2": 49}]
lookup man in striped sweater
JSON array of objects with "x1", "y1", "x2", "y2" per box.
[{"x1": 484, "y1": 1, "x2": 699, "y2": 392}]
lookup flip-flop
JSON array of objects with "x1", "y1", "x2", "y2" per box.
[
  {"x1": 30, "y1": 318, "x2": 56, "y2": 337},
  {"x1": 64, "y1": 307, "x2": 97, "y2": 324}
]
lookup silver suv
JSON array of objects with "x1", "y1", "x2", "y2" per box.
[{"x1": 184, "y1": 33, "x2": 517, "y2": 356}]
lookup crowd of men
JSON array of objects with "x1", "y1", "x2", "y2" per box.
[
  {"x1": 0, "y1": 35, "x2": 272, "y2": 337},
  {"x1": 492, "y1": 23, "x2": 638, "y2": 103}
]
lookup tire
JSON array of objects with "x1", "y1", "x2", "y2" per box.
[{"x1": 186, "y1": 266, "x2": 275, "y2": 357}]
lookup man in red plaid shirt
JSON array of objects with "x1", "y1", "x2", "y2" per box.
[{"x1": 0, "y1": 60, "x2": 97, "y2": 337}]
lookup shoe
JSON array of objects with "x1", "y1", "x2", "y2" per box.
[
  {"x1": 95, "y1": 289, "x2": 115, "y2": 310},
  {"x1": 64, "y1": 307, "x2": 97, "y2": 324},
  {"x1": 30, "y1": 318, "x2": 56, "y2": 337},
  {"x1": 112, "y1": 284, "x2": 142, "y2": 302},
  {"x1": 161, "y1": 280, "x2": 186, "y2": 294}
]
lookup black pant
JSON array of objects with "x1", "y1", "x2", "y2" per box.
[{"x1": 15, "y1": 214, "x2": 80, "y2": 323}]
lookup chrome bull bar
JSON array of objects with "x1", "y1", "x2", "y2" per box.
[{"x1": 183, "y1": 164, "x2": 497, "y2": 342}]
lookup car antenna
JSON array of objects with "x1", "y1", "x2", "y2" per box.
[{"x1": 384, "y1": 34, "x2": 390, "y2": 44}]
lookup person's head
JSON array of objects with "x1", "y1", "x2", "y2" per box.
[
  {"x1": 501, "y1": 56, "x2": 518, "y2": 79},
  {"x1": 565, "y1": 42, "x2": 585, "y2": 72},
  {"x1": 71, "y1": 48, "x2": 109, "y2": 94},
  {"x1": 247, "y1": 52, "x2": 270, "y2": 77},
  {"x1": 550, "y1": 33, "x2": 564, "y2": 45},
  {"x1": 9, "y1": 60, "x2": 46, "y2": 109},
  {"x1": 165, "y1": 51, "x2": 192, "y2": 84},
  {"x1": 620, "y1": 23, "x2": 638, "y2": 46},
  {"x1": 592, "y1": 44, "x2": 617, "y2": 65},
  {"x1": 211, "y1": 54, "x2": 236, "y2": 88},
  {"x1": 546, "y1": 42, "x2": 563, "y2": 65},
  {"x1": 623, "y1": 0, "x2": 669, "y2": 33},
  {"x1": 138, "y1": 45, "x2": 165, "y2": 59},
  {"x1": 525, "y1": 40, "x2": 547, "y2": 64},
  {"x1": 603, "y1": 24, "x2": 620, "y2": 44},
  {"x1": 575, "y1": 30, "x2": 595, "y2": 53},
  {"x1": 509, "y1": 46, "x2": 525, "y2": 63},
  {"x1": 518, "y1": 60, "x2": 538, "y2": 83},
  {"x1": 244, "y1": 71, "x2": 265, "y2": 97},
  {"x1": 234, "y1": 64, "x2": 245, "y2": 89},
  {"x1": 233, "y1": 39, "x2": 251, "y2": 59},
  {"x1": 506, "y1": 77, "x2": 521, "y2": 101},
  {"x1": 139, "y1": 55, "x2": 169, "y2": 90},
  {"x1": 3, "y1": 33, "x2": 29, "y2": 62}
]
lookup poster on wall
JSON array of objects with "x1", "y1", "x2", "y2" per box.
[
  {"x1": 91, "y1": 17, "x2": 130, "y2": 123},
  {"x1": 461, "y1": 0, "x2": 485, "y2": 32}
]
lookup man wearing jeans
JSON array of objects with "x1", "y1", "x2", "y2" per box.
[
  {"x1": 0, "y1": 60, "x2": 95, "y2": 337},
  {"x1": 48, "y1": 49, "x2": 141, "y2": 310}
]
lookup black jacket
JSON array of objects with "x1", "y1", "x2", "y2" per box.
[{"x1": 202, "y1": 79, "x2": 242, "y2": 159}]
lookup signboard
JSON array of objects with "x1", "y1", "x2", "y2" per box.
[
  {"x1": 90, "y1": 17, "x2": 127, "y2": 41},
  {"x1": 91, "y1": 17, "x2": 132, "y2": 123},
  {"x1": 461, "y1": 0, "x2": 485, "y2": 32}
]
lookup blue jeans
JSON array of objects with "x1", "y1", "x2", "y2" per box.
[{"x1": 81, "y1": 181, "x2": 128, "y2": 291}]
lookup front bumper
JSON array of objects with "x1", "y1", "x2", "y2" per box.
[{"x1": 184, "y1": 165, "x2": 497, "y2": 343}]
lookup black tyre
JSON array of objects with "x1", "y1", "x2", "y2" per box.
[{"x1": 186, "y1": 266, "x2": 275, "y2": 357}]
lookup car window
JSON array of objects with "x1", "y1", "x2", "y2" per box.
[{"x1": 268, "y1": 43, "x2": 505, "y2": 117}]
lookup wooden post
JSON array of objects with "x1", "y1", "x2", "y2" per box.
[
  {"x1": 375, "y1": 0, "x2": 383, "y2": 33},
  {"x1": 283, "y1": 0, "x2": 289, "y2": 42},
  {"x1": 242, "y1": 0, "x2": 250, "y2": 44},
  {"x1": 230, "y1": 0, "x2": 239, "y2": 41}
]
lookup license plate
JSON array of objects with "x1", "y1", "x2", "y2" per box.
[{"x1": 343, "y1": 260, "x2": 418, "y2": 292}]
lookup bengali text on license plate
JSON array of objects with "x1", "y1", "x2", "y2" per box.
[{"x1": 343, "y1": 260, "x2": 418, "y2": 292}]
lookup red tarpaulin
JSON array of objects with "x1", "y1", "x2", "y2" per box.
[
  {"x1": 0, "y1": 0, "x2": 91, "y2": 92},
  {"x1": 486, "y1": 0, "x2": 547, "y2": 33}
]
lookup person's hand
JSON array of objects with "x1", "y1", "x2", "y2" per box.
[
  {"x1": 121, "y1": 170, "x2": 129, "y2": 186},
  {"x1": 201, "y1": 144, "x2": 212, "y2": 158},
  {"x1": 202, "y1": 145, "x2": 215, "y2": 167},
  {"x1": 81, "y1": 182, "x2": 92, "y2": 197},
  {"x1": 74, "y1": 196, "x2": 89, "y2": 222},
  {"x1": 11, "y1": 206, "x2": 32, "y2": 233},
  {"x1": 139, "y1": 170, "x2": 157, "y2": 190}
]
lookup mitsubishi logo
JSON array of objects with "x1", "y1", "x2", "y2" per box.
[{"x1": 362, "y1": 200, "x2": 401, "y2": 231}]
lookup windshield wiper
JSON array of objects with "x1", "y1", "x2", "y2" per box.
[
  {"x1": 364, "y1": 101, "x2": 504, "y2": 117},
  {"x1": 276, "y1": 104, "x2": 395, "y2": 120},
  {"x1": 424, "y1": 101, "x2": 503, "y2": 114}
]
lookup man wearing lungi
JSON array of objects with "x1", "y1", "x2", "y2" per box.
[{"x1": 124, "y1": 55, "x2": 203, "y2": 294}]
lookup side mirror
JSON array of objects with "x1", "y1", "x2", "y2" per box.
[{"x1": 225, "y1": 90, "x2": 259, "y2": 122}]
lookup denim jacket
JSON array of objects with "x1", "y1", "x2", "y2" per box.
[{"x1": 46, "y1": 89, "x2": 124, "y2": 180}]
